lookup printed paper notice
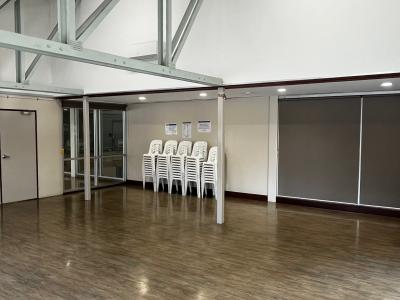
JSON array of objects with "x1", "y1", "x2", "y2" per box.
[
  {"x1": 182, "y1": 122, "x2": 192, "y2": 139},
  {"x1": 165, "y1": 123, "x2": 177, "y2": 135},
  {"x1": 197, "y1": 121, "x2": 211, "y2": 133}
]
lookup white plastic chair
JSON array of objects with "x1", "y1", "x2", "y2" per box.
[
  {"x1": 142, "y1": 140, "x2": 163, "y2": 191},
  {"x1": 201, "y1": 146, "x2": 218, "y2": 198},
  {"x1": 169, "y1": 141, "x2": 192, "y2": 194},
  {"x1": 156, "y1": 140, "x2": 178, "y2": 192},
  {"x1": 184, "y1": 141, "x2": 208, "y2": 198}
]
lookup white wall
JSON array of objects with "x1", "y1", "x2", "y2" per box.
[
  {"x1": 127, "y1": 97, "x2": 269, "y2": 195},
  {"x1": 0, "y1": 96, "x2": 63, "y2": 198},
  {"x1": 48, "y1": 0, "x2": 400, "y2": 93}
]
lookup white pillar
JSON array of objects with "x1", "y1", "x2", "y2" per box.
[
  {"x1": 83, "y1": 96, "x2": 91, "y2": 201},
  {"x1": 70, "y1": 108, "x2": 77, "y2": 177},
  {"x1": 93, "y1": 109, "x2": 99, "y2": 187},
  {"x1": 268, "y1": 96, "x2": 279, "y2": 202},
  {"x1": 217, "y1": 87, "x2": 225, "y2": 224},
  {"x1": 57, "y1": 0, "x2": 76, "y2": 44}
]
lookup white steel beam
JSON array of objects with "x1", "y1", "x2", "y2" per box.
[
  {"x1": 26, "y1": 0, "x2": 118, "y2": 80},
  {"x1": 267, "y1": 96, "x2": 279, "y2": 202},
  {"x1": 172, "y1": 0, "x2": 203, "y2": 64},
  {"x1": 165, "y1": 0, "x2": 172, "y2": 66},
  {"x1": 217, "y1": 87, "x2": 225, "y2": 224},
  {"x1": 25, "y1": 26, "x2": 58, "y2": 81},
  {"x1": 0, "y1": 80, "x2": 83, "y2": 95},
  {"x1": 83, "y1": 96, "x2": 91, "y2": 201},
  {"x1": 57, "y1": 0, "x2": 76, "y2": 44},
  {"x1": 0, "y1": 0, "x2": 11, "y2": 10},
  {"x1": 14, "y1": 0, "x2": 23, "y2": 82},
  {"x1": 76, "y1": 0, "x2": 119, "y2": 42},
  {"x1": 157, "y1": 0, "x2": 164, "y2": 65},
  {"x1": 0, "y1": 30, "x2": 223, "y2": 85}
]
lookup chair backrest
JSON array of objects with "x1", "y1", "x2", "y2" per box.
[
  {"x1": 148, "y1": 140, "x2": 163, "y2": 155},
  {"x1": 191, "y1": 141, "x2": 208, "y2": 159},
  {"x1": 163, "y1": 140, "x2": 178, "y2": 155},
  {"x1": 177, "y1": 141, "x2": 192, "y2": 156},
  {"x1": 207, "y1": 146, "x2": 218, "y2": 163}
]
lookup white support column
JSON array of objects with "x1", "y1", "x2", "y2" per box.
[
  {"x1": 217, "y1": 87, "x2": 225, "y2": 224},
  {"x1": 93, "y1": 109, "x2": 99, "y2": 187},
  {"x1": 83, "y1": 96, "x2": 91, "y2": 201},
  {"x1": 57, "y1": 0, "x2": 76, "y2": 44},
  {"x1": 14, "y1": 0, "x2": 23, "y2": 83},
  {"x1": 157, "y1": 0, "x2": 164, "y2": 65},
  {"x1": 165, "y1": 0, "x2": 172, "y2": 66},
  {"x1": 70, "y1": 108, "x2": 77, "y2": 177},
  {"x1": 122, "y1": 110, "x2": 127, "y2": 181},
  {"x1": 268, "y1": 96, "x2": 279, "y2": 202}
]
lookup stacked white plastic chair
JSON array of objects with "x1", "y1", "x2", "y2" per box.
[
  {"x1": 201, "y1": 146, "x2": 218, "y2": 198},
  {"x1": 155, "y1": 140, "x2": 178, "y2": 192},
  {"x1": 184, "y1": 141, "x2": 208, "y2": 198},
  {"x1": 169, "y1": 141, "x2": 192, "y2": 194},
  {"x1": 142, "y1": 140, "x2": 163, "y2": 191}
]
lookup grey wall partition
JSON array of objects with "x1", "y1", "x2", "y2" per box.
[
  {"x1": 360, "y1": 95, "x2": 400, "y2": 208},
  {"x1": 278, "y1": 97, "x2": 361, "y2": 203}
]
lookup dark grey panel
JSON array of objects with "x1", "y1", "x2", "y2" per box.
[
  {"x1": 360, "y1": 95, "x2": 400, "y2": 208},
  {"x1": 278, "y1": 97, "x2": 361, "y2": 203}
]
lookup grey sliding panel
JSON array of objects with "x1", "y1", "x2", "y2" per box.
[
  {"x1": 360, "y1": 95, "x2": 400, "y2": 208},
  {"x1": 278, "y1": 97, "x2": 360, "y2": 203}
]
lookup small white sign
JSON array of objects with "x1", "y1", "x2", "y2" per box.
[
  {"x1": 197, "y1": 121, "x2": 211, "y2": 133},
  {"x1": 165, "y1": 123, "x2": 177, "y2": 135},
  {"x1": 182, "y1": 122, "x2": 192, "y2": 139}
]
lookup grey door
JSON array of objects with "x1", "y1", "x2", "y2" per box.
[{"x1": 0, "y1": 110, "x2": 37, "y2": 203}]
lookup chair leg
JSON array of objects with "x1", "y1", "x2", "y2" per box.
[
  {"x1": 183, "y1": 180, "x2": 187, "y2": 196},
  {"x1": 168, "y1": 178, "x2": 172, "y2": 194},
  {"x1": 153, "y1": 175, "x2": 157, "y2": 192},
  {"x1": 142, "y1": 164, "x2": 145, "y2": 190},
  {"x1": 197, "y1": 180, "x2": 201, "y2": 198}
]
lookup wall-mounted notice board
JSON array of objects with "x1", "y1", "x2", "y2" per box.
[
  {"x1": 197, "y1": 121, "x2": 211, "y2": 133},
  {"x1": 165, "y1": 123, "x2": 177, "y2": 135},
  {"x1": 182, "y1": 122, "x2": 192, "y2": 139}
]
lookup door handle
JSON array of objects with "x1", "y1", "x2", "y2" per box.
[{"x1": 1, "y1": 154, "x2": 10, "y2": 159}]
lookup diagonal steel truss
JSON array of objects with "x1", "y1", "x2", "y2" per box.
[{"x1": 0, "y1": 0, "x2": 222, "y2": 96}]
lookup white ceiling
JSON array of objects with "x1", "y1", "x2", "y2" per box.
[{"x1": 70, "y1": 77, "x2": 400, "y2": 104}]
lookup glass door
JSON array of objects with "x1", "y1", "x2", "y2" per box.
[{"x1": 63, "y1": 107, "x2": 126, "y2": 193}]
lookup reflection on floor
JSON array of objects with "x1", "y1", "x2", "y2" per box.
[
  {"x1": 0, "y1": 186, "x2": 399, "y2": 299},
  {"x1": 64, "y1": 174, "x2": 123, "y2": 192}
]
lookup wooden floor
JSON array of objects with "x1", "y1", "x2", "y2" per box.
[{"x1": 0, "y1": 186, "x2": 399, "y2": 299}]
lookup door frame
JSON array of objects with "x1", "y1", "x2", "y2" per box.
[{"x1": 0, "y1": 109, "x2": 39, "y2": 204}]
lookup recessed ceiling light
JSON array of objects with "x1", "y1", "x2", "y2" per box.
[
  {"x1": 245, "y1": 91, "x2": 252, "y2": 95},
  {"x1": 277, "y1": 88, "x2": 287, "y2": 93},
  {"x1": 381, "y1": 82, "x2": 393, "y2": 88},
  {"x1": 199, "y1": 92, "x2": 208, "y2": 97},
  {"x1": 138, "y1": 96, "x2": 146, "y2": 101}
]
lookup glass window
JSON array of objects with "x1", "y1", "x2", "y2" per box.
[
  {"x1": 100, "y1": 110, "x2": 123, "y2": 156},
  {"x1": 63, "y1": 108, "x2": 71, "y2": 158},
  {"x1": 101, "y1": 156, "x2": 123, "y2": 178}
]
